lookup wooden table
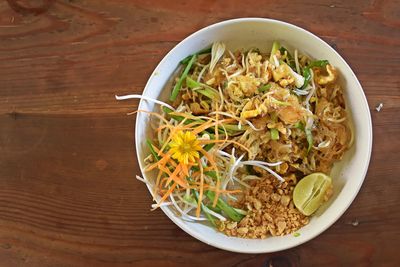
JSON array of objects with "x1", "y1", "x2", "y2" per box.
[{"x1": 1, "y1": 0, "x2": 399, "y2": 266}]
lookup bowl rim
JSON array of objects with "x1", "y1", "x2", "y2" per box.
[{"x1": 134, "y1": 17, "x2": 373, "y2": 253}]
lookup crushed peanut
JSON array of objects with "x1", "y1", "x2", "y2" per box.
[{"x1": 218, "y1": 175, "x2": 309, "y2": 238}]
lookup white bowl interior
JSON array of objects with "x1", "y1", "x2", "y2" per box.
[{"x1": 135, "y1": 18, "x2": 372, "y2": 253}]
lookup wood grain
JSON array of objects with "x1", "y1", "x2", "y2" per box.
[{"x1": 0, "y1": 0, "x2": 399, "y2": 266}]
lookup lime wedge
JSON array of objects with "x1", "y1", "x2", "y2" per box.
[{"x1": 293, "y1": 173, "x2": 332, "y2": 216}]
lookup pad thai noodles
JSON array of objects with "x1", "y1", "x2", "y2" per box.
[{"x1": 116, "y1": 41, "x2": 352, "y2": 238}]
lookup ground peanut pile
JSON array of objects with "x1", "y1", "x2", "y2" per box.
[{"x1": 218, "y1": 174, "x2": 309, "y2": 238}]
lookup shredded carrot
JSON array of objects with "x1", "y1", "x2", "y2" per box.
[
  {"x1": 134, "y1": 109, "x2": 170, "y2": 124},
  {"x1": 155, "y1": 182, "x2": 177, "y2": 208},
  {"x1": 163, "y1": 164, "x2": 188, "y2": 189},
  {"x1": 169, "y1": 111, "x2": 206, "y2": 122},
  {"x1": 181, "y1": 120, "x2": 209, "y2": 130},
  {"x1": 157, "y1": 115, "x2": 192, "y2": 156},
  {"x1": 158, "y1": 165, "x2": 173, "y2": 177},
  {"x1": 156, "y1": 119, "x2": 201, "y2": 132},
  {"x1": 214, "y1": 102, "x2": 219, "y2": 141},
  {"x1": 203, "y1": 167, "x2": 214, "y2": 172},
  {"x1": 192, "y1": 119, "x2": 234, "y2": 135},
  {"x1": 181, "y1": 163, "x2": 192, "y2": 177},
  {"x1": 196, "y1": 159, "x2": 204, "y2": 218},
  {"x1": 145, "y1": 152, "x2": 172, "y2": 171},
  {"x1": 198, "y1": 147, "x2": 221, "y2": 207},
  {"x1": 133, "y1": 102, "x2": 249, "y2": 217},
  {"x1": 156, "y1": 124, "x2": 175, "y2": 132},
  {"x1": 165, "y1": 164, "x2": 188, "y2": 188},
  {"x1": 199, "y1": 148, "x2": 217, "y2": 169},
  {"x1": 161, "y1": 186, "x2": 198, "y2": 192},
  {"x1": 157, "y1": 118, "x2": 191, "y2": 156},
  {"x1": 157, "y1": 131, "x2": 174, "y2": 156},
  {"x1": 126, "y1": 110, "x2": 139, "y2": 116},
  {"x1": 152, "y1": 147, "x2": 177, "y2": 167},
  {"x1": 159, "y1": 177, "x2": 170, "y2": 188},
  {"x1": 153, "y1": 168, "x2": 164, "y2": 198}
]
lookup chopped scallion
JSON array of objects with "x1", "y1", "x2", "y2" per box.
[
  {"x1": 170, "y1": 55, "x2": 196, "y2": 101},
  {"x1": 305, "y1": 127, "x2": 313, "y2": 152},
  {"x1": 146, "y1": 139, "x2": 160, "y2": 161},
  {"x1": 270, "y1": 128, "x2": 279, "y2": 140},
  {"x1": 193, "y1": 190, "x2": 216, "y2": 226},
  {"x1": 180, "y1": 47, "x2": 211, "y2": 65},
  {"x1": 302, "y1": 60, "x2": 329, "y2": 89},
  {"x1": 279, "y1": 46, "x2": 296, "y2": 70},
  {"x1": 205, "y1": 191, "x2": 244, "y2": 222},
  {"x1": 270, "y1": 41, "x2": 281, "y2": 63},
  {"x1": 258, "y1": 83, "x2": 271, "y2": 92},
  {"x1": 294, "y1": 121, "x2": 305, "y2": 130},
  {"x1": 186, "y1": 76, "x2": 220, "y2": 100}
]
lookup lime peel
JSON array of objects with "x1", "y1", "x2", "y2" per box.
[{"x1": 293, "y1": 173, "x2": 332, "y2": 216}]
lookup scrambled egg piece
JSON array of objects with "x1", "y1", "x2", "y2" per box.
[
  {"x1": 226, "y1": 74, "x2": 261, "y2": 101},
  {"x1": 247, "y1": 52, "x2": 263, "y2": 77},
  {"x1": 240, "y1": 97, "x2": 267, "y2": 119},
  {"x1": 315, "y1": 64, "x2": 337, "y2": 85},
  {"x1": 272, "y1": 64, "x2": 295, "y2": 87},
  {"x1": 237, "y1": 74, "x2": 261, "y2": 96}
]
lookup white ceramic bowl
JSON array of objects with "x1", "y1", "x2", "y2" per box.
[{"x1": 135, "y1": 18, "x2": 372, "y2": 253}]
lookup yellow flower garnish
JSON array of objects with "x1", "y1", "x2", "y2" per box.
[{"x1": 169, "y1": 130, "x2": 202, "y2": 164}]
